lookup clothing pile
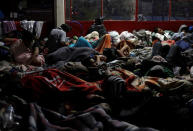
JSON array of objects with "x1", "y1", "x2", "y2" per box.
[{"x1": 0, "y1": 20, "x2": 44, "y2": 39}]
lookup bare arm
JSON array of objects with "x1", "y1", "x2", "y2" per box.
[{"x1": 26, "y1": 47, "x2": 41, "y2": 66}]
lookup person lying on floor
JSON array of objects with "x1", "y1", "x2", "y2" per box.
[
  {"x1": 84, "y1": 31, "x2": 100, "y2": 42},
  {"x1": 152, "y1": 27, "x2": 171, "y2": 41},
  {"x1": 3, "y1": 29, "x2": 45, "y2": 66},
  {"x1": 45, "y1": 46, "x2": 104, "y2": 68},
  {"x1": 68, "y1": 32, "x2": 111, "y2": 54}
]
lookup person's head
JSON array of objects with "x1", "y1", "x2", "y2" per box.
[
  {"x1": 94, "y1": 17, "x2": 104, "y2": 25},
  {"x1": 90, "y1": 31, "x2": 99, "y2": 40},
  {"x1": 154, "y1": 27, "x2": 164, "y2": 35},
  {"x1": 60, "y1": 24, "x2": 72, "y2": 32},
  {"x1": 171, "y1": 33, "x2": 182, "y2": 41},
  {"x1": 178, "y1": 24, "x2": 188, "y2": 33},
  {"x1": 181, "y1": 27, "x2": 188, "y2": 33},
  {"x1": 81, "y1": 54, "x2": 107, "y2": 67},
  {"x1": 81, "y1": 54, "x2": 109, "y2": 77},
  {"x1": 21, "y1": 29, "x2": 35, "y2": 46}
]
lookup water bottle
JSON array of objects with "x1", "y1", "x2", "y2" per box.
[{"x1": 2, "y1": 105, "x2": 14, "y2": 129}]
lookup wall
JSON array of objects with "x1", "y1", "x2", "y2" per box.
[{"x1": 66, "y1": 20, "x2": 193, "y2": 37}]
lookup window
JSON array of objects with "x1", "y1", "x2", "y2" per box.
[
  {"x1": 103, "y1": 0, "x2": 136, "y2": 20},
  {"x1": 138, "y1": 0, "x2": 169, "y2": 21},
  {"x1": 71, "y1": 0, "x2": 101, "y2": 21},
  {"x1": 66, "y1": 0, "x2": 193, "y2": 21},
  {"x1": 171, "y1": 0, "x2": 193, "y2": 20}
]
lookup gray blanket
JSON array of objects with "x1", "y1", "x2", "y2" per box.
[{"x1": 45, "y1": 47, "x2": 99, "y2": 68}]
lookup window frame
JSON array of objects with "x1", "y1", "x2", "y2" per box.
[{"x1": 65, "y1": 0, "x2": 193, "y2": 21}]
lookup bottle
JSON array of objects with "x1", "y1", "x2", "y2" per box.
[{"x1": 2, "y1": 105, "x2": 14, "y2": 129}]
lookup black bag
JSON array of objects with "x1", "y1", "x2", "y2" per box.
[{"x1": 103, "y1": 48, "x2": 119, "y2": 62}]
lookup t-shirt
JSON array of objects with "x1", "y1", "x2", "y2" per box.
[
  {"x1": 50, "y1": 28, "x2": 66, "y2": 43},
  {"x1": 46, "y1": 28, "x2": 67, "y2": 53}
]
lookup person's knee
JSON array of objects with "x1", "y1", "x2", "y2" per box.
[{"x1": 31, "y1": 57, "x2": 45, "y2": 66}]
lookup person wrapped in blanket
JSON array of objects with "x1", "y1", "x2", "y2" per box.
[
  {"x1": 3, "y1": 29, "x2": 45, "y2": 66},
  {"x1": 68, "y1": 31, "x2": 110, "y2": 53}
]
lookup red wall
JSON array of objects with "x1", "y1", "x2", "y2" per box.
[{"x1": 66, "y1": 20, "x2": 193, "y2": 37}]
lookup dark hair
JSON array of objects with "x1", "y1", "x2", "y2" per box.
[
  {"x1": 60, "y1": 24, "x2": 72, "y2": 32},
  {"x1": 21, "y1": 29, "x2": 35, "y2": 43},
  {"x1": 103, "y1": 48, "x2": 119, "y2": 62},
  {"x1": 181, "y1": 26, "x2": 188, "y2": 33},
  {"x1": 81, "y1": 54, "x2": 94, "y2": 67},
  {"x1": 94, "y1": 17, "x2": 104, "y2": 25},
  {"x1": 153, "y1": 27, "x2": 159, "y2": 33}
]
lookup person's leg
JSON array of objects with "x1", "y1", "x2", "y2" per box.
[
  {"x1": 151, "y1": 41, "x2": 162, "y2": 58},
  {"x1": 161, "y1": 45, "x2": 170, "y2": 58},
  {"x1": 74, "y1": 36, "x2": 93, "y2": 48},
  {"x1": 166, "y1": 45, "x2": 183, "y2": 66},
  {"x1": 166, "y1": 45, "x2": 188, "y2": 75}
]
